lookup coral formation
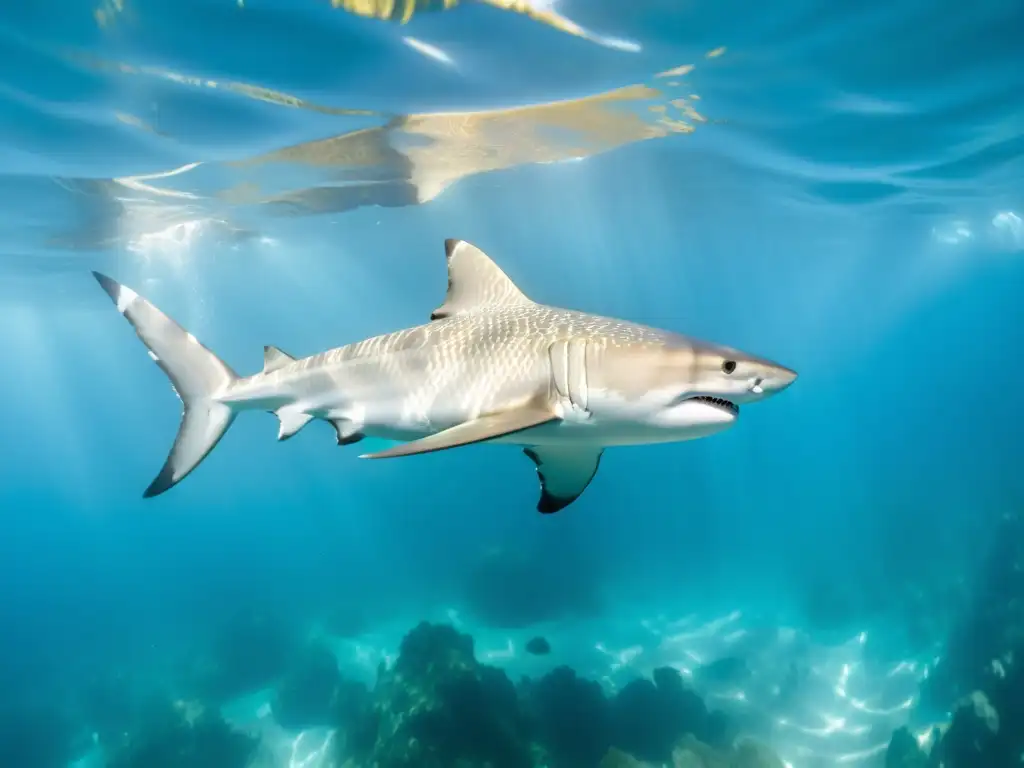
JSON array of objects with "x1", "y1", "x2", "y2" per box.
[
  {"x1": 335, "y1": 620, "x2": 782, "y2": 768},
  {"x1": 598, "y1": 734, "x2": 784, "y2": 768},
  {"x1": 344, "y1": 621, "x2": 533, "y2": 767},
  {"x1": 36, "y1": 551, "x2": 1024, "y2": 768},
  {"x1": 104, "y1": 698, "x2": 258, "y2": 768},
  {"x1": 609, "y1": 667, "x2": 712, "y2": 763},
  {"x1": 672, "y1": 733, "x2": 785, "y2": 767},
  {"x1": 520, "y1": 665, "x2": 613, "y2": 767},
  {"x1": 883, "y1": 727, "x2": 930, "y2": 768},
  {"x1": 272, "y1": 641, "x2": 346, "y2": 730},
  {"x1": 884, "y1": 510, "x2": 1024, "y2": 766},
  {"x1": 13, "y1": 511, "x2": 1024, "y2": 768}
]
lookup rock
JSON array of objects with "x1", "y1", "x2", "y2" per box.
[
  {"x1": 921, "y1": 512, "x2": 1024, "y2": 711},
  {"x1": 105, "y1": 698, "x2": 258, "y2": 768},
  {"x1": 732, "y1": 736, "x2": 785, "y2": 768},
  {"x1": 704, "y1": 709, "x2": 737, "y2": 751},
  {"x1": 525, "y1": 636, "x2": 551, "y2": 656},
  {"x1": 884, "y1": 726, "x2": 929, "y2": 768},
  {"x1": 600, "y1": 747, "x2": 648, "y2": 767},
  {"x1": 520, "y1": 665, "x2": 612, "y2": 768},
  {"x1": 610, "y1": 667, "x2": 709, "y2": 763},
  {"x1": 272, "y1": 642, "x2": 343, "y2": 729},
  {"x1": 903, "y1": 511, "x2": 1024, "y2": 767},
  {"x1": 671, "y1": 734, "x2": 729, "y2": 768},
  {"x1": 935, "y1": 690, "x2": 1000, "y2": 767},
  {"x1": 343, "y1": 621, "x2": 531, "y2": 768},
  {"x1": 332, "y1": 678, "x2": 372, "y2": 727},
  {"x1": 671, "y1": 748, "x2": 706, "y2": 768}
]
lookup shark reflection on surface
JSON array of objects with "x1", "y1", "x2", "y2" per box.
[
  {"x1": 48, "y1": 53, "x2": 714, "y2": 251},
  {"x1": 224, "y1": 80, "x2": 704, "y2": 216}
]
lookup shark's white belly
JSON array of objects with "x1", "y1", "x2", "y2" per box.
[
  {"x1": 360, "y1": 399, "x2": 732, "y2": 450},
  {"x1": 491, "y1": 418, "x2": 731, "y2": 448}
]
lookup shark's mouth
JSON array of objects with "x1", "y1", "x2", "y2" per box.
[{"x1": 689, "y1": 395, "x2": 740, "y2": 416}]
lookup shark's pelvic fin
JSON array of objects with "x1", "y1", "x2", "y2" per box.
[
  {"x1": 330, "y1": 418, "x2": 365, "y2": 446},
  {"x1": 92, "y1": 272, "x2": 239, "y2": 498},
  {"x1": 430, "y1": 238, "x2": 535, "y2": 320},
  {"x1": 523, "y1": 445, "x2": 603, "y2": 514},
  {"x1": 263, "y1": 345, "x2": 296, "y2": 374},
  {"x1": 275, "y1": 406, "x2": 313, "y2": 441},
  {"x1": 360, "y1": 403, "x2": 557, "y2": 459}
]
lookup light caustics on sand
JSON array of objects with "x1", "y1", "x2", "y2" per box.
[
  {"x1": 52, "y1": 49, "x2": 721, "y2": 255},
  {"x1": 586, "y1": 611, "x2": 938, "y2": 767}
]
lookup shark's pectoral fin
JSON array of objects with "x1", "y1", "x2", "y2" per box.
[
  {"x1": 430, "y1": 239, "x2": 534, "y2": 320},
  {"x1": 523, "y1": 445, "x2": 603, "y2": 514},
  {"x1": 359, "y1": 404, "x2": 557, "y2": 459},
  {"x1": 263, "y1": 345, "x2": 296, "y2": 373}
]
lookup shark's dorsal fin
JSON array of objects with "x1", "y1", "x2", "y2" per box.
[
  {"x1": 359, "y1": 401, "x2": 556, "y2": 459},
  {"x1": 523, "y1": 445, "x2": 603, "y2": 514},
  {"x1": 263, "y1": 345, "x2": 295, "y2": 374},
  {"x1": 430, "y1": 239, "x2": 533, "y2": 320}
]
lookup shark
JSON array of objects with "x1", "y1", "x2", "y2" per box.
[{"x1": 92, "y1": 238, "x2": 797, "y2": 513}]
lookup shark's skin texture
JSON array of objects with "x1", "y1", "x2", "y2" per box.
[{"x1": 92, "y1": 239, "x2": 796, "y2": 512}]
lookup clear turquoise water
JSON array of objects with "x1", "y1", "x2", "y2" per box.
[{"x1": 0, "y1": 1, "x2": 1022, "y2": 766}]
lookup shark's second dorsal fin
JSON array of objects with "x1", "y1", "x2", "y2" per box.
[
  {"x1": 430, "y1": 239, "x2": 533, "y2": 320},
  {"x1": 263, "y1": 345, "x2": 295, "y2": 374}
]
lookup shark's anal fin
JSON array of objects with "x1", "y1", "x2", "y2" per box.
[
  {"x1": 275, "y1": 406, "x2": 313, "y2": 441},
  {"x1": 430, "y1": 239, "x2": 534, "y2": 320},
  {"x1": 360, "y1": 404, "x2": 556, "y2": 460},
  {"x1": 523, "y1": 445, "x2": 603, "y2": 514},
  {"x1": 263, "y1": 345, "x2": 296, "y2": 374},
  {"x1": 330, "y1": 418, "x2": 365, "y2": 446}
]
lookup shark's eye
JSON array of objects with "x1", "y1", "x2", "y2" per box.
[{"x1": 722, "y1": 360, "x2": 737, "y2": 374}]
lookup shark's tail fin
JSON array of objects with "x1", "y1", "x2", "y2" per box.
[{"x1": 92, "y1": 272, "x2": 239, "y2": 498}]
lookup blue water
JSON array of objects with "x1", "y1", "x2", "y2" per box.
[{"x1": 1, "y1": 1, "x2": 1022, "y2": 766}]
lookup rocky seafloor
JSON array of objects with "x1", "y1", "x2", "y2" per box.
[{"x1": 1, "y1": 511, "x2": 1022, "y2": 768}]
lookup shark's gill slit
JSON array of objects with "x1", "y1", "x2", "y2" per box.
[
  {"x1": 568, "y1": 338, "x2": 588, "y2": 412},
  {"x1": 549, "y1": 340, "x2": 569, "y2": 400}
]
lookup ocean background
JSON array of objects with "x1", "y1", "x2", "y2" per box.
[{"x1": 1, "y1": 0, "x2": 1023, "y2": 766}]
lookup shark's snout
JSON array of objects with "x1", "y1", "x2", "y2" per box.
[{"x1": 752, "y1": 365, "x2": 797, "y2": 396}]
